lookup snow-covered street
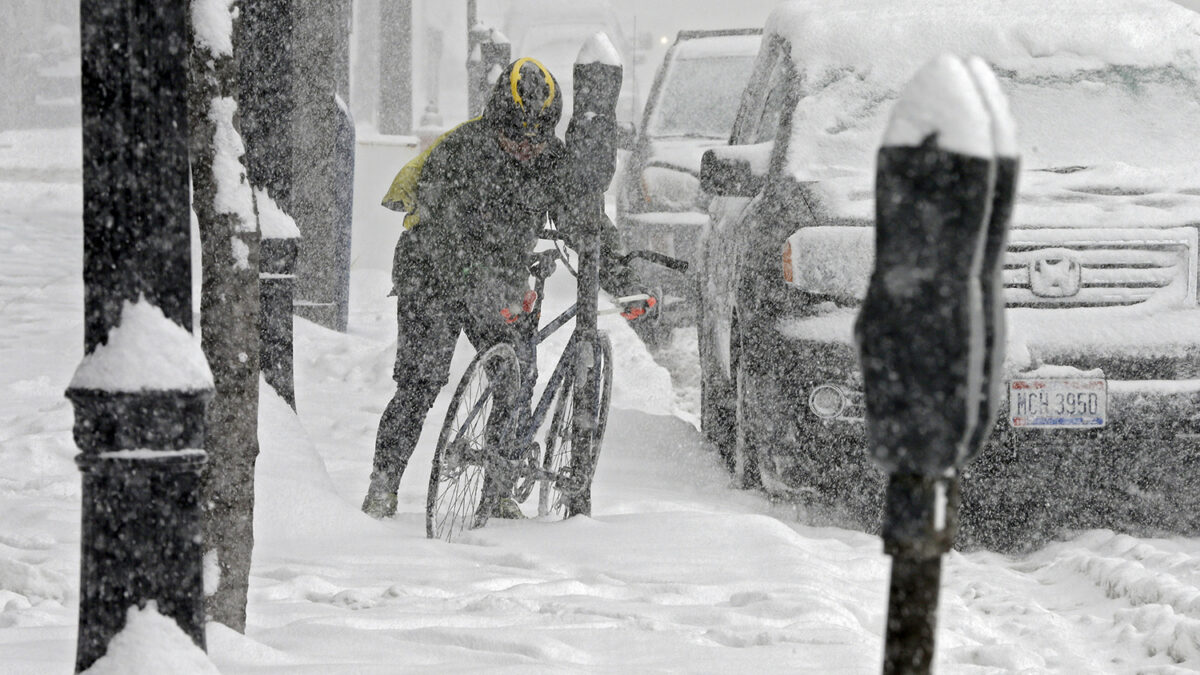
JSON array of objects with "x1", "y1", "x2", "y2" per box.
[{"x1": 2, "y1": 129, "x2": 1200, "y2": 672}]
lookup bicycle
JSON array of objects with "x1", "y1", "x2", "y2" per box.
[{"x1": 425, "y1": 233, "x2": 687, "y2": 541}]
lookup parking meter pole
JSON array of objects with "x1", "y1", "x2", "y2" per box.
[
  {"x1": 73, "y1": 1, "x2": 210, "y2": 670},
  {"x1": 880, "y1": 474, "x2": 959, "y2": 675},
  {"x1": 564, "y1": 34, "x2": 622, "y2": 517},
  {"x1": 856, "y1": 55, "x2": 1016, "y2": 675}
]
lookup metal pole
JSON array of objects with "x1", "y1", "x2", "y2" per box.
[
  {"x1": 72, "y1": 1, "x2": 210, "y2": 670},
  {"x1": 879, "y1": 474, "x2": 957, "y2": 675}
]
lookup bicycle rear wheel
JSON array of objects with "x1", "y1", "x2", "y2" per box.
[
  {"x1": 538, "y1": 333, "x2": 613, "y2": 518},
  {"x1": 426, "y1": 344, "x2": 521, "y2": 541}
]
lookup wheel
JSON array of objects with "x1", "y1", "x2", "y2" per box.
[
  {"x1": 426, "y1": 344, "x2": 521, "y2": 541},
  {"x1": 538, "y1": 334, "x2": 613, "y2": 518},
  {"x1": 733, "y1": 361, "x2": 764, "y2": 491}
]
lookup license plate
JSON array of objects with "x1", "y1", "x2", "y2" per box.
[{"x1": 1009, "y1": 379, "x2": 1107, "y2": 428}]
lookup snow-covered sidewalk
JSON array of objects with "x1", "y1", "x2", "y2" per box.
[{"x1": 3, "y1": 128, "x2": 1200, "y2": 672}]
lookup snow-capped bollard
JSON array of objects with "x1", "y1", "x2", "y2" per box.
[
  {"x1": 71, "y1": 2, "x2": 212, "y2": 671},
  {"x1": 854, "y1": 55, "x2": 1017, "y2": 675},
  {"x1": 257, "y1": 190, "x2": 301, "y2": 408},
  {"x1": 562, "y1": 33, "x2": 623, "y2": 517}
]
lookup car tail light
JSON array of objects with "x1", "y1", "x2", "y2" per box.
[{"x1": 782, "y1": 241, "x2": 794, "y2": 283}]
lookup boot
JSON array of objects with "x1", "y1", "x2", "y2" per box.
[
  {"x1": 362, "y1": 478, "x2": 398, "y2": 519},
  {"x1": 492, "y1": 496, "x2": 527, "y2": 520}
]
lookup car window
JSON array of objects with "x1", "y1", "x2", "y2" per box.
[
  {"x1": 729, "y1": 40, "x2": 782, "y2": 145},
  {"x1": 646, "y1": 55, "x2": 757, "y2": 139},
  {"x1": 751, "y1": 56, "x2": 791, "y2": 144}
]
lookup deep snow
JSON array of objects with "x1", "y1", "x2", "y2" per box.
[{"x1": 7, "y1": 125, "x2": 1200, "y2": 672}]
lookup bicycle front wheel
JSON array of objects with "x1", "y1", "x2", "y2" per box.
[
  {"x1": 539, "y1": 333, "x2": 613, "y2": 518},
  {"x1": 426, "y1": 343, "x2": 521, "y2": 541}
]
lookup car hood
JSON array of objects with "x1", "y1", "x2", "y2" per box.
[
  {"x1": 803, "y1": 161, "x2": 1200, "y2": 228},
  {"x1": 645, "y1": 138, "x2": 728, "y2": 177}
]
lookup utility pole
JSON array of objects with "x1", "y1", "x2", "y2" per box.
[{"x1": 71, "y1": 1, "x2": 211, "y2": 670}]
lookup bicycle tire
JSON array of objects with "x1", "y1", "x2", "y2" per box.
[
  {"x1": 538, "y1": 333, "x2": 613, "y2": 518},
  {"x1": 426, "y1": 343, "x2": 521, "y2": 541}
]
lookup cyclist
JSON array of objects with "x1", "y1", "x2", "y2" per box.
[{"x1": 363, "y1": 58, "x2": 656, "y2": 519}]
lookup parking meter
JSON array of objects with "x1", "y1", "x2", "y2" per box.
[
  {"x1": 562, "y1": 33, "x2": 623, "y2": 517},
  {"x1": 855, "y1": 54, "x2": 1017, "y2": 674},
  {"x1": 566, "y1": 33, "x2": 622, "y2": 195}
]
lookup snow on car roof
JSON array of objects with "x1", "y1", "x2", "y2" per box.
[
  {"x1": 673, "y1": 34, "x2": 761, "y2": 60},
  {"x1": 764, "y1": 0, "x2": 1200, "y2": 226},
  {"x1": 767, "y1": 0, "x2": 1200, "y2": 81}
]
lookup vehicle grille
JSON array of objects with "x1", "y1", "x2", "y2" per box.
[{"x1": 1002, "y1": 228, "x2": 1197, "y2": 307}]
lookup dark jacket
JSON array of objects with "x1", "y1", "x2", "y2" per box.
[{"x1": 385, "y1": 117, "x2": 639, "y2": 308}]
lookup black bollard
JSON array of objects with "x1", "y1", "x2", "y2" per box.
[
  {"x1": 854, "y1": 55, "x2": 1017, "y2": 675},
  {"x1": 71, "y1": 1, "x2": 211, "y2": 671},
  {"x1": 260, "y1": 230, "x2": 299, "y2": 408}
]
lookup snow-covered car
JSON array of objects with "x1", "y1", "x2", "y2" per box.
[
  {"x1": 615, "y1": 29, "x2": 761, "y2": 344},
  {"x1": 696, "y1": 0, "x2": 1200, "y2": 548}
]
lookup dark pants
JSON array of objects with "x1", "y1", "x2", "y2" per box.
[{"x1": 369, "y1": 274, "x2": 535, "y2": 493}]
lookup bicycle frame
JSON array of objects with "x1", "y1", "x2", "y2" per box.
[{"x1": 511, "y1": 269, "x2": 587, "y2": 474}]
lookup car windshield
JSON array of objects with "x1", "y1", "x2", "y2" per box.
[
  {"x1": 647, "y1": 55, "x2": 756, "y2": 139},
  {"x1": 788, "y1": 64, "x2": 1200, "y2": 177}
]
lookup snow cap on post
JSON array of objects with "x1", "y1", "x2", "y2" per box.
[
  {"x1": 576, "y1": 31, "x2": 621, "y2": 67},
  {"x1": 70, "y1": 297, "x2": 214, "y2": 392},
  {"x1": 965, "y1": 56, "x2": 1018, "y2": 160},
  {"x1": 881, "y1": 53, "x2": 993, "y2": 158},
  {"x1": 191, "y1": 0, "x2": 236, "y2": 58}
]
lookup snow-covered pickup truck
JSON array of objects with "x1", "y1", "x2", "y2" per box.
[{"x1": 696, "y1": 0, "x2": 1200, "y2": 549}]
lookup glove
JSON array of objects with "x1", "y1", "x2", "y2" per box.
[
  {"x1": 620, "y1": 293, "x2": 657, "y2": 322},
  {"x1": 500, "y1": 290, "x2": 539, "y2": 324}
]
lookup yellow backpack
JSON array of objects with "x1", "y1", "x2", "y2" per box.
[{"x1": 380, "y1": 118, "x2": 480, "y2": 230}]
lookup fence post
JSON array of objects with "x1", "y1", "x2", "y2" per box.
[
  {"x1": 71, "y1": 1, "x2": 210, "y2": 670},
  {"x1": 854, "y1": 54, "x2": 1017, "y2": 674}
]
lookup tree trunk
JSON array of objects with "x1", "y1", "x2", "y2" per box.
[{"x1": 187, "y1": 0, "x2": 261, "y2": 633}]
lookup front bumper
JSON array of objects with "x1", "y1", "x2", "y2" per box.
[{"x1": 739, "y1": 317, "x2": 1200, "y2": 548}]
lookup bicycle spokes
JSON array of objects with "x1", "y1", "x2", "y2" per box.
[{"x1": 427, "y1": 344, "x2": 521, "y2": 542}]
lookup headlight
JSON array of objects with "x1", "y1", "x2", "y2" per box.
[
  {"x1": 640, "y1": 166, "x2": 701, "y2": 212},
  {"x1": 809, "y1": 383, "x2": 848, "y2": 419}
]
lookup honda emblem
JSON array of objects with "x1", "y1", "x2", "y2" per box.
[{"x1": 1029, "y1": 255, "x2": 1081, "y2": 298}]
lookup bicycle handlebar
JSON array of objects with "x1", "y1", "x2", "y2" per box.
[
  {"x1": 619, "y1": 249, "x2": 689, "y2": 273},
  {"x1": 535, "y1": 230, "x2": 689, "y2": 274}
]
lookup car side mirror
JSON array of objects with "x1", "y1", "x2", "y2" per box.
[{"x1": 700, "y1": 144, "x2": 770, "y2": 197}]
